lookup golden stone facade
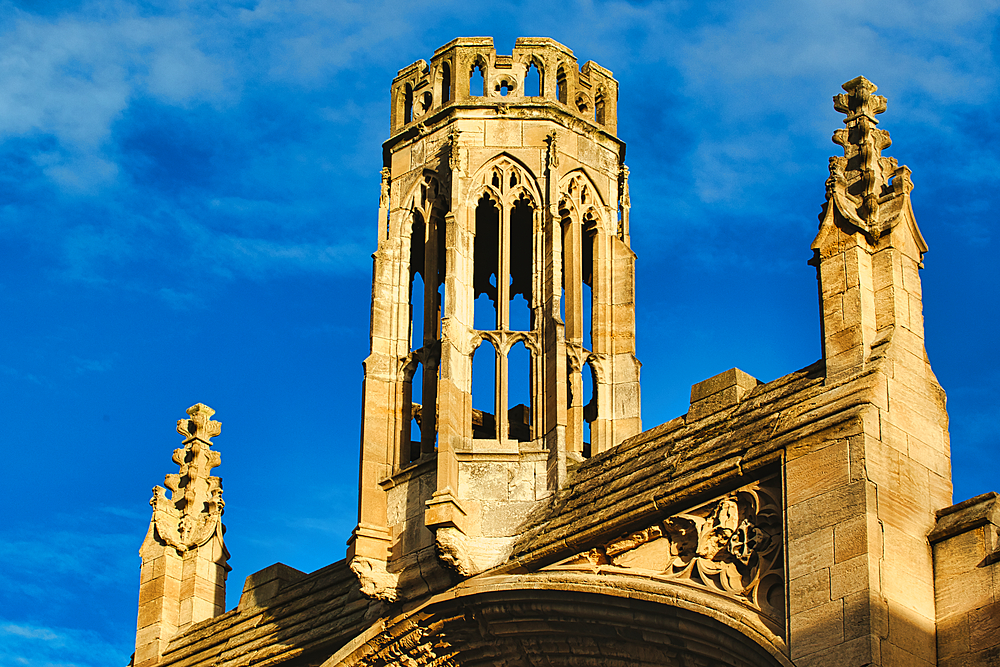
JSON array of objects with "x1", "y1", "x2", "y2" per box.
[{"x1": 130, "y1": 38, "x2": 1000, "y2": 667}]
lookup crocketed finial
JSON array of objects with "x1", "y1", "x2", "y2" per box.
[{"x1": 151, "y1": 403, "x2": 225, "y2": 552}]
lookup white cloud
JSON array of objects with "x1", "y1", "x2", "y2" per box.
[
  {"x1": 0, "y1": 621, "x2": 128, "y2": 667},
  {"x1": 0, "y1": 3, "x2": 229, "y2": 191}
]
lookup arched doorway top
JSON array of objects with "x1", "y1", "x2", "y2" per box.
[{"x1": 325, "y1": 573, "x2": 792, "y2": 667}]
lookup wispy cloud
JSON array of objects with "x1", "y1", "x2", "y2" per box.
[
  {"x1": 0, "y1": 364, "x2": 44, "y2": 386},
  {"x1": 0, "y1": 620, "x2": 128, "y2": 667}
]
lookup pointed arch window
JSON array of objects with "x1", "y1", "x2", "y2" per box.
[
  {"x1": 440, "y1": 61, "x2": 452, "y2": 103},
  {"x1": 470, "y1": 60, "x2": 485, "y2": 97},
  {"x1": 403, "y1": 83, "x2": 414, "y2": 123},
  {"x1": 524, "y1": 60, "x2": 542, "y2": 97},
  {"x1": 399, "y1": 175, "x2": 448, "y2": 467},
  {"x1": 471, "y1": 160, "x2": 540, "y2": 443}
]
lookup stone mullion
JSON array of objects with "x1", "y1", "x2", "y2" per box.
[
  {"x1": 496, "y1": 202, "x2": 512, "y2": 442},
  {"x1": 544, "y1": 195, "x2": 568, "y2": 486},
  {"x1": 564, "y1": 219, "x2": 582, "y2": 343},
  {"x1": 394, "y1": 219, "x2": 418, "y2": 465},
  {"x1": 425, "y1": 189, "x2": 468, "y2": 531}
]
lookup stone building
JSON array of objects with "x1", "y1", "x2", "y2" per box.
[{"x1": 130, "y1": 37, "x2": 1000, "y2": 667}]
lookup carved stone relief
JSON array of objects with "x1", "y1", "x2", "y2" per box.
[{"x1": 546, "y1": 475, "x2": 785, "y2": 635}]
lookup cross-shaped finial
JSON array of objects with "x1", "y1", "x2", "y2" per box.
[
  {"x1": 834, "y1": 76, "x2": 887, "y2": 125},
  {"x1": 176, "y1": 403, "x2": 222, "y2": 444}
]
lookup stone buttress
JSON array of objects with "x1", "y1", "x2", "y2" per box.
[
  {"x1": 347, "y1": 37, "x2": 642, "y2": 601},
  {"x1": 785, "y1": 76, "x2": 952, "y2": 666}
]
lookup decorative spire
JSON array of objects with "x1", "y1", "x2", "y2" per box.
[
  {"x1": 151, "y1": 403, "x2": 225, "y2": 552},
  {"x1": 822, "y1": 76, "x2": 922, "y2": 246}
]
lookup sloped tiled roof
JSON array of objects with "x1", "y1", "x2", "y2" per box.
[
  {"x1": 153, "y1": 357, "x2": 891, "y2": 666},
  {"x1": 509, "y1": 359, "x2": 873, "y2": 568},
  {"x1": 158, "y1": 561, "x2": 380, "y2": 667}
]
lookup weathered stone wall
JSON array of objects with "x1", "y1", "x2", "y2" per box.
[{"x1": 930, "y1": 492, "x2": 1000, "y2": 667}]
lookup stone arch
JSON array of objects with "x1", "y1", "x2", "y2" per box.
[
  {"x1": 503, "y1": 330, "x2": 539, "y2": 356},
  {"x1": 438, "y1": 60, "x2": 452, "y2": 104},
  {"x1": 326, "y1": 577, "x2": 793, "y2": 667},
  {"x1": 558, "y1": 169, "x2": 612, "y2": 234},
  {"x1": 469, "y1": 56, "x2": 486, "y2": 97},
  {"x1": 403, "y1": 82, "x2": 414, "y2": 124},
  {"x1": 466, "y1": 153, "x2": 543, "y2": 210}
]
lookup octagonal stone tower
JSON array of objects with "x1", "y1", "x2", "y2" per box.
[{"x1": 348, "y1": 37, "x2": 641, "y2": 600}]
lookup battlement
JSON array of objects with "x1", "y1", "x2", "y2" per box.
[{"x1": 389, "y1": 37, "x2": 619, "y2": 136}]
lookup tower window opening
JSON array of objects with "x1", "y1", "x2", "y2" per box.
[
  {"x1": 434, "y1": 213, "x2": 446, "y2": 335},
  {"x1": 474, "y1": 194, "x2": 500, "y2": 330},
  {"x1": 508, "y1": 341, "x2": 532, "y2": 442},
  {"x1": 582, "y1": 220, "x2": 596, "y2": 352},
  {"x1": 410, "y1": 212, "x2": 426, "y2": 350},
  {"x1": 496, "y1": 78, "x2": 513, "y2": 96},
  {"x1": 556, "y1": 66, "x2": 567, "y2": 104},
  {"x1": 470, "y1": 61, "x2": 485, "y2": 97},
  {"x1": 408, "y1": 362, "x2": 423, "y2": 463},
  {"x1": 509, "y1": 195, "x2": 534, "y2": 332},
  {"x1": 420, "y1": 91, "x2": 432, "y2": 115},
  {"x1": 582, "y1": 361, "x2": 597, "y2": 458},
  {"x1": 576, "y1": 93, "x2": 590, "y2": 117},
  {"x1": 440, "y1": 61, "x2": 452, "y2": 103},
  {"x1": 403, "y1": 83, "x2": 414, "y2": 124},
  {"x1": 472, "y1": 340, "x2": 497, "y2": 439},
  {"x1": 524, "y1": 61, "x2": 541, "y2": 97},
  {"x1": 595, "y1": 91, "x2": 606, "y2": 126}
]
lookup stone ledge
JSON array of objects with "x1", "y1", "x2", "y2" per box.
[
  {"x1": 929, "y1": 492, "x2": 1000, "y2": 544},
  {"x1": 237, "y1": 563, "x2": 306, "y2": 611},
  {"x1": 688, "y1": 368, "x2": 761, "y2": 422}
]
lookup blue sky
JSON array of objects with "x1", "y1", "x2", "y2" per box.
[{"x1": 1, "y1": 1, "x2": 997, "y2": 664}]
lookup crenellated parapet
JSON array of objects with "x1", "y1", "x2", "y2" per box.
[
  {"x1": 134, "y1": 404, "x2": 230, "y2": 667},
  {"x1": 388, "y1": 37, "x2": 619, "y2": 136}
]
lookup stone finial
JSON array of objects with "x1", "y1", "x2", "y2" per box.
[
  {"x1": 176, "y1": 403, "x2": 222, "y2": 444},
  {"x1": 812, "y1": 76, "x2": 930, "y2": 382},
  {"x1": 829, "y1": 76, "x2": 893, "y2": 233},
  {"x1": 819, "y1": 76, "x2": 926, "y2": 249},
  {"x1": 135, "y1": 403, "x2": 229, "y2": 667},
  {"x1": 153, "y1": 403, "x2": 225, "y2": 552}
]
